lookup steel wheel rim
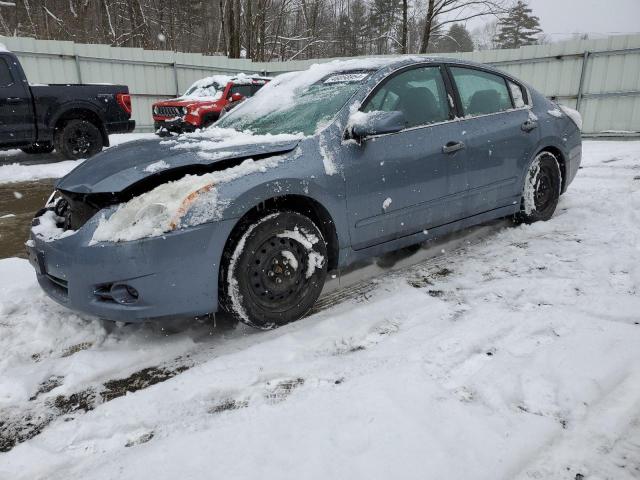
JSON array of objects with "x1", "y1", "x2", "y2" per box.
[{"x1": 246, "y1": 235, "x2": 311, "y2": 312}]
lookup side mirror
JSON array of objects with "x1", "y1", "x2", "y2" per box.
[
  {"x1": 230, "y1": 92, "x2": 244, "y2": 102},
  {"x1": 350, "y1": 110, "x2": 407, "y2": 140}
]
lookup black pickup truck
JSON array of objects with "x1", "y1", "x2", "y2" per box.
[{"x1": 0, "y1": 49, "x2": 135, "y2": 159}]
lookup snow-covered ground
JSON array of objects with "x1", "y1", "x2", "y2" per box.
[
  {"x1": 0, "y1": 140, "x2": 639, "y2": 479},
  {"x1": 0, "y1": 133, "x2": 155, "y2": 184}
]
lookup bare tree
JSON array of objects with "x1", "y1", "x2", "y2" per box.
[{"x1": 418, "y1": 0, "x2": 506, "y2": 53}]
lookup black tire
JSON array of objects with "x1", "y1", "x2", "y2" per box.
[
  {"x1": 515, "y1": 151, "x2": 561, "y2": 224},
  {"x1": 20, "y1": 143, "x2": 54, "y2": 154},
  {"x1": 221, "y1": 211, "x2": 328, "y2": 329},
  {"x1": 54, "y1": 119, "x2": 103, "y2": 160}
]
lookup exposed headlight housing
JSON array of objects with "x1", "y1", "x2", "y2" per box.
[{"x1": 90, "y1": 181, "x2": 217, "y2": 244}]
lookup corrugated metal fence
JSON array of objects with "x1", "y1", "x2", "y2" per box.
[{"x1": 1, "y1": 34, "x2": 639, "y2": 135}]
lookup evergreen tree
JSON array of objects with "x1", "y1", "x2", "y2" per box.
[
  {"x1": 494, "y1": 0, "x2": 542, "y2": 49},
  {"x1": 433, "y1": 23, "x2": 474, "y2": 53}
]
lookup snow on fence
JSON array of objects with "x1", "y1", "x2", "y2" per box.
[{"x1": 1, "y1": 34, "x2": 639, "y2": 135}]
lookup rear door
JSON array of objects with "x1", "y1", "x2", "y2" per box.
[
  {"x1": 344, "y1": 64, "x2": 468, "y2": 249},
  {"x1": 447, "y1": 65, "x2": 539, "y2": 215},
  {"x1": 0, "y1": 54, "x2": 35, "y2": 145}
]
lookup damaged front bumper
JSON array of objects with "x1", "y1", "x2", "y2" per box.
[{"x1": 26, "y1": 211, "x2": 236, "y2": 322}]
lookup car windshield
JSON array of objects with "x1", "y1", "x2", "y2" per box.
[
  {"x1": 182, "y1": 80, "x2": 227, "y2": 99},
  {"x1": 216, "y1": 71, "x2": 371, "y2": 136}
]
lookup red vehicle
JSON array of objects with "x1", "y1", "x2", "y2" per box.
[{"x1": 152, "y1": 74, "x2": 271, "y2": 135}]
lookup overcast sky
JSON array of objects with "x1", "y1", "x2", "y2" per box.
[
  {"x1": 528, "y1": 0, "x2": 640, "y2": 37},
  {"x1": 467, "y1": 0, "x2": 640, "y2": 39}
]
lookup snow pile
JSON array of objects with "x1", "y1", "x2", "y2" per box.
[
  {"x1": 382, "y1": 197, "x2": 392, "y2": 210},
  {"x1": 91, "y1": 156, "x2": 285, "y2": 244},
  {"x1": 0, "y1": 42, "x2": 9, "y2": 52},
  {"x1": 31, "y1": 210, "x2": 75, "y2": 242},
  {"x1": 144, "y1": 160, "x2": 170, "y2": 173}
]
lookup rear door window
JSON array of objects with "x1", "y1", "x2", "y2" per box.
[
  {"x1": 0, "y1": 58, "x2": 15, "y2": 87},
  {"x1": 363, "y1": 66, "x2": 451, "y2": 128},
  {"x1": 449, "y1": 67, "x2": 513, "y2": 117}
]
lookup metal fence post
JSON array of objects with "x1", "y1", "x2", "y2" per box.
[
  {"x1": 576, "y1": 50, "x2": 590, "y2": 112},
  {"x1": 74, "y1": 54, "x2": 82, "y2": 83},
  {"x1": 173, "y1": 61, "x2": 180, "y2": 97}
]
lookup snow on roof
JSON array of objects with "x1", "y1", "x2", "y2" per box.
[
  {"x1": 180, "y1": 73, "x2": 273, "y2": 100},
  {"x1": 180, "y1": 75, "x2": 233, "y2": 100},
  {"x1": 229, "y1": 72, "x2": 272, "y2": 85},
  {"x1": 0, "y1": 42, "x2": 9, "y2": 53}
]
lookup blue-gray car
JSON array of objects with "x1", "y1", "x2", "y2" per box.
[{"x1": 27, "y1": 57, "x2": 582, "y2": 329}]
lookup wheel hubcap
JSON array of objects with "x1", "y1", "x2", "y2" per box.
[{"x1": 247, "y1": 236, "x2": 309, "y2": 310}]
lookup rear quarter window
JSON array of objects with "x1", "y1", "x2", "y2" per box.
[{"x1": 508, "y1": 80, "x2": 527, "y2": 108}]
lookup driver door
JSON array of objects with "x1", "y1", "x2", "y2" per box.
[{"x1": 343, "y1": 65, "x2": 468, "y2": 250}]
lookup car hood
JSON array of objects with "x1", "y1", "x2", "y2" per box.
[{"x1": 56, "y1": 137, "x2": 301, "y2": 194}]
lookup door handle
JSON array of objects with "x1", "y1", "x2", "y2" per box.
[
  {"x1": 521, "y1": 120, "x2": 538, "y2": 132},
  {"x1": 442, "y1": 141, "x2": 465, "y2": 154},
  {"x1": 5, "y1": 97, "x2": 23, "y2": 104}
]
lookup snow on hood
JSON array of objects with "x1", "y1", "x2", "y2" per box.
[
  {"x1": 56, "y1": 131, "x2": 301, "y2": 194},
  {"x1": 90, "y1": 156, "x2": 286, "y2": 243},
  {"x1": 165, "y1": 127, "x2": 304, "y2": 161}
]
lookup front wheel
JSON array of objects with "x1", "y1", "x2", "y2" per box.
[
  {"x1": 515, "y1": 151, "x2": 562, "y2": 224},
  {"x1": 221, "y1": 211, "x2": 328, "y2": 329},
  {"x1": 54, "y1": 119, "x2": 103, "y2": 160}
]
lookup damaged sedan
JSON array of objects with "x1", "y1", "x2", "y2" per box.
[{"x1": 27, "y1": 57, "x2": 582, "y2": 329}]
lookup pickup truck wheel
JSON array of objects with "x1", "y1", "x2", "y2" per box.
[
  {"x1": 54, "y1": 119, "x2": 103, "y2": 160},
  {"x1": 20, "y1": 143, "x2": 54, "y2": 154},
  {"x1": 221, "y1": 212, "x2": 328, "y2": 329}
]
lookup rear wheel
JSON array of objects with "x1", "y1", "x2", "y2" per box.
[
  {"x1": 516, "y1": 151, "x2": 561, "y2": 224},
  {"x1": 221, "y1": 211, "x2": 328, "y2": 329},
  {"x1": 20, "y1": 143, "x2": 54, "y2": 154},
  {"x1": 54, "y1": 119, "x2": 103, "y2": 160}
]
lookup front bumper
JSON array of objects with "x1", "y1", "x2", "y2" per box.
[
  {"x1": 27, "y1": 213, "x2": 236, "y2": 322},
  {"x1": 154, "y1": 118, "x2": 197, "y2": 135},
  {"x1": 107, "y1": 119, "x2": 136, "y2": 134}
]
